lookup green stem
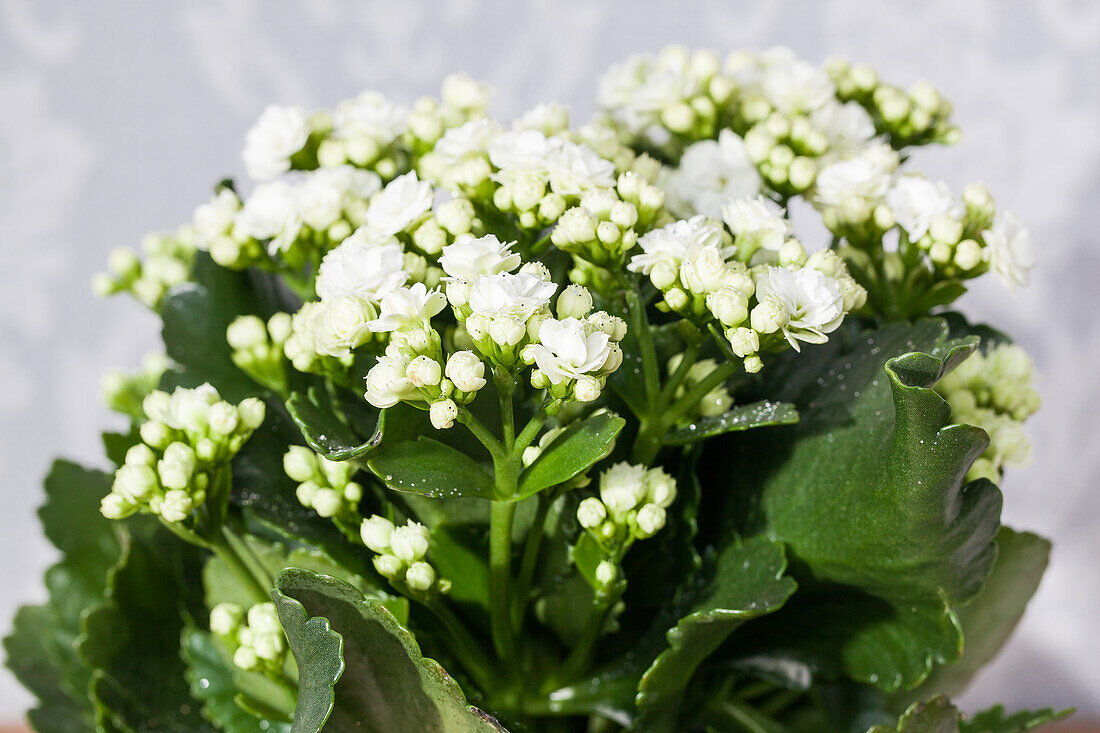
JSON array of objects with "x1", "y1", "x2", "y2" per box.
[
  {"x1": 705, "y1": 699, "x2": 784, "y2": 733},
  {"x1": 625, "y1": 287, "x2": 660, "y2": 401},
  {"x1": 495, "y1": 368, "x2": 516, "y2": 451},
  {"x1": 211, "y1": 536, "x2": 271, "y2": 606},
  {"x1": 631, "y1": 359, "x2": 737, "y2": 464},
  {"x1": 426, "y1": 599, "x2": 499, "y2": 693},
  {"x1": 512, "y1": 490, "x2": 554, "y2": 628},
  {"x1": 222, "y1": 525, "x2": 275, "y2": 591},
  {"x1": 489, "y1": 500, "x2": 517, "y2": 662},
  {"x1": 458, "y1": 407, "x2": 504, "y2": 461},
  {"x1": 550, "y1": 594, "x2": 615, "y2": 688},
  {"x1": 513, "y1": 398, "x2": 550, "y2": 458},
  {"x1": 654, "y1": 335, "x2": 701, "y2": 412}
]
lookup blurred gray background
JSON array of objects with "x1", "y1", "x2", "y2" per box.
[{"x1": 1, "y1": 0, "x2": 1097, "y2": 719}]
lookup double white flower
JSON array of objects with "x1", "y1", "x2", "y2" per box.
[
  {"x1": 315, "y1": 233, "x2": 408, "y2": 302},
  {"x1": 752, "y1": 266, "x2": 845, "y2": 350},
  {"x1": 983, "y1": 210, "x2": 1035, "y2": 292},
  {"x1": 885, "y1": 174, "x2": 965, "y2": 241},
  {"x1": 363, "y1": 172, "x2": 434, "y2": 237},
  {"x1": 664, "y1": 130, "x2": 761, "y2": 218},
  {"x1": 242, "y1": 105, "x2": 311, "y2": 181}
]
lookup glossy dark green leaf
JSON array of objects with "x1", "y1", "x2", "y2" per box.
[
  {"x1": 869, "y1": 695, "x2": 960, "y2": 732},
  {"x1": 286, "y1": 387, "x2": 396, "y2": 461},
  {"x1": 959, "y1": 704, "x2": 1073, "y2": 733},
  {"x1": 272, "y1": 568, "x2": 506, "y2": 733},
  {"x1": 517, "y1": 411, "x2": 625, "y2": 498},
  {"x1": 899, "y1": 528, "x2": 1049, "y2": 704},
  {"x1": 716, "y1": 319, "x2": 1002, "y2": 690},
  {"x1": 4, "y1": 606, "x2": 89, "y2": 733},
  {"x1": 181, "y1": 628, "x2": 292, "y2": 733},
  {"x1": 80, "y1": 519, "x2": 215, "y2": 732},
  {"x1": 632, "y1": 538, "x2": 798, "y2": 732},
  {"x1": 160, "y1": 253, "x2": 267, "y2": 402},
  {"x1": 368, "y1": 437, "x2": 496, "y2": 499},
  {"x1": 662, "y1": 400, "x2": 798, "y2": 446},
  {"x1": 2, "y1": 461, "x2": 123, "y2": 731}
]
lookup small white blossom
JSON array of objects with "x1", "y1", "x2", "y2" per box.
[
  {"x1": 361, "y1": 515, "x2": 396, "y2": 554},
  {"x1": 390, "y1": 522, "x2": 431, "y2": 564},
  {"x1": 242, "y1": 105, "x2": 311, "y2": 180},
  {"x1": 298, "y1": 166, "x2": 382, "y2": 231},
  {"x1": 364, "y1": 349, "x2": 418, "y2": 408},
  {"x1": 811, "y1": 100, "x2": 877, "y2": 158},
  {"x1": 983, "y1": 209, "x2": 1035, "y2": 292},
  {"x1": 316, "y1": 235, "x2": 407, "y2": 302},
  {"x1": 315, "y1": 297, "x2": 375, "y2": 358},
  {"x1": 439, "y1": 234, "x2": 521, "y2": 281},
  {"x1": 489, "y1": 129, "x2": 560, "y2": 175},
  {"x1": 885, "y1": 175, "x2": 965, "y2": 241},
  {"x1": 760, "y1": 56, "x2": 835, "y2": 114},
  {"x1": 234, "y1": 181, "x2": 302, "y2": 248},
  {"x1": 468, "y1": 272, "x2": 556, "y2": 322},
  {"x1": 363, "y1": 172, "x2": 434, "y2": 236},
  {"x1": 754, "y1": 266, "x2": 845, "y2": 350},
  {"x1": 367, "y1": 283, "x2": 448, "y2": 333},
  {"x1": 664, "y1": 130, "x2": 761, "y2": 218},
  {"x1": 721, "y1": 195, "x2": 790, "y2": 254},
  {"x1": 429, "y1": 399, "x2": 458, "y2": 429},
  {"x1": 813, "y1": 142, "x2": 899, "y2": 210},
  {"x1": 629, "y1": 216, "x2": 730, "y2": 276},
  {"x1": 546, "y1": 142, "x2": 616, "y2": 196},
  {"x1": 333, "y1": 90, "x2": 407, "y2": 140},
  {"x1": 527, "y1": 318, "x2": 614, "y2": 385},
  {"x1": 445, "y1": 351, "x2": 487, "y2": 392}
]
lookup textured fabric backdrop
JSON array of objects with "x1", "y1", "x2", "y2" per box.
[{"x1": 2, "y1": 0, "x2": 1097, "y2": 717}]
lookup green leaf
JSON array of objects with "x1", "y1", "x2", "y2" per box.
[
  {"x1": 899, "y1": 528, "x2": 1049, "y2": 703},
  {"x1": 272, "y1": 568, "x2": 506, "y2": 733},
  {"x1": 716, "y1": 319, "x2": 1002, "y2": 690},
  {"x1": 662, "y1": 400, "x2": 798, "y2": 446},
  {"x1": 5, "y1": 606, "x2": 89, "y2": 733},
  {"x1": 632, "y1": 538, "x2": 798, "y2": 732},
  {"x1": 869, "y1": 695, "x2": 960, "y2": 732},
  {"x1": 959, "y1": 705, "x2": 1073, "y2": 733},
  {"x1": 80, "y1": 518, "x2": 215, "y2": 732},
  {"x1": 368, "y1": 437, "x2": 496, "y2": 499},
  {"x1": 3, "y1": 461, "x2": 123, "y2": 731},
  {"x1": 160, "y1": 254, "x2": 268, "y2": 402},
  {"x1": 181, "y1": 628, "x2": 292, "y2": 733},
  {"x1": 285, "y1": 386, "x2": 417, "y2": 462},
  {"x1": 518, "y1": 411, "x2": 625, "y2": 497}
]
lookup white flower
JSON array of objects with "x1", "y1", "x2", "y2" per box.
[
  {"x1": 546, "y1": 142, "x2": 616, "y2": 195},
  {"x1": 315, "y1": 296, "x2": 375, "y2": 358},
  {"x1": 811, "y1": 101, "x2": 877, "y2": 158},
  {"x1": 599, "y1": 462, "x2": 647, "y2": 514},
  {"x1": 193, "y1": 189, "x2": 240, "y2": 244},
  {"x1": 528, "y1": 317, "x2": 613, "y2": 385},
  {"x1": 298, "y1": 166, "x2": 382, "y2": 231},
  {"x1": 234, "y1": 180, "x2": 302, "y2": 249},
  {"x1": 367, "y1": 283, "x2": 447, "y2": 332},
  {"x1": 333, "y1": 91, "x2": 407, "y2": 140},
  {"x1": 405, "y1": 562, "x2": 437, "y2": 591},
  {"x1": 363, "y1": 172, "x2": 434, "y2": 236},
  {"x1": 754, "y1": 266, "x2": 845, "y2": 349},
  {"x1": 983, "y1": 209, "x2": 1035, "y2": 292},
  {"x1": 629, "y1": 216, "x2": 730, "y2": 276},
  {"x1": 577, "y1": 497, "x2": 607, "y2": 529},
  {"x1": 445, "y1": 351, "x2": 487, "y2": 392},
  {"x1": 468, "y1": 272, "x2": 556, "y2": 322},
  {"x1": 515, "y1": 102, "x2": 570, "y2": 134},
  {"x1": 429, "y1": 399, "x2": 458, "y2": 430},
  {"x1": 432, "y1": 118, "x2": 501, "y2": 167},
  {"x1": 242, "y1": 105, "x2": 311, "y2": 181},
  {"x1": 489, "y1": 129, "x2": 560, "y2": 174},
  {"x1": 361, "y1": 515, "x2": 396, "y2": 553},
  {"x1": 390, "y1": 521, "x2": 431, "y2": 564},
  {"x1": 721, "y1": 195, "x2": 790, "y2": 253},
  {"x1": 813, "y1": 142, "x2": 899, "y2": 210},
  {"x1": 664, "y1": 130, "x2": 761, "y2": 218},
  {"x1": 364, "y1": 349, "x2": 418, "y2": 408},
  {"x1": 441, "y1": 73, "x2": 492, "y2": 112},
  {"x1": 316, "y1": 236, "x2": 407, "y2": 302},
  {"x1": 760, "y1": 57, "x2": 835, "y2": 114},
  {"x1": 885, "y1": 175, "x2": 964, "y2": 241},
  {"x1": 439, "y1": 234, "x2": 521, "y2": 281}
]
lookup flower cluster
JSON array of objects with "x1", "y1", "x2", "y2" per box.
[
  {"x1": 101, "y1": 352, "x2": 171, "y2": 422},
  {"x1": 209, "y1": 602, "x2": 288, "y2": 675},
  {"x1": 360, "y1": 516, "x2": 451, "y2": 595},
  {"x1": 92, "y1": 229, "x2": 197, "y2": 309},
  {"x1": 630, "y1": 202, "x2": 865, "y2": 371},
  {"x1": 100, "y1": 385, "x2": 265, "y2": 522},
  {"x1": 825, "y1": 57, "x2": 959, "y2": 148},
  {"x1": 226, "y1": 314, "x2": 292, "y2": 393},
  {"x1": 576, "y1": 463, "x2": 678, "y2": 587},
  {"x1": 937, "y1": 343, "x2": 1040, "y2": 482},
  {"x1": 283, "y1": 445, "x2": 364, "y2": 521}
]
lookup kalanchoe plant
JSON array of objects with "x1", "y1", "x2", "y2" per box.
[{"x1": 6, "y1": 46, "x2": 1069, "y2": 733}]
